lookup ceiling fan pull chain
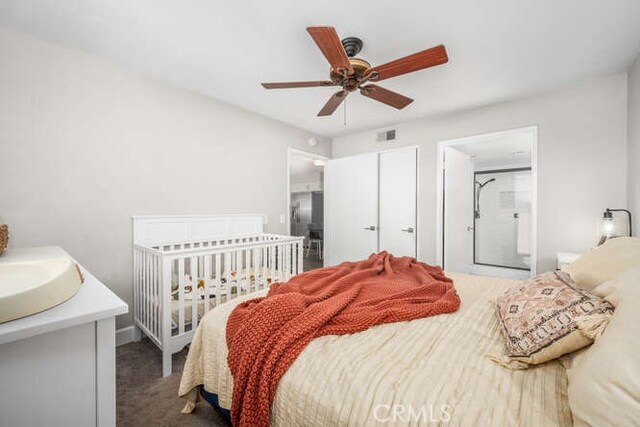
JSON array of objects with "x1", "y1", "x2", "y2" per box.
[{"x1": 343, "y1": 97, "x2": 347, "y2": 126}]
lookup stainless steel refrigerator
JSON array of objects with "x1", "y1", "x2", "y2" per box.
[{"x1": 291, "y1": 191, "x2": 323, "y2": 244}]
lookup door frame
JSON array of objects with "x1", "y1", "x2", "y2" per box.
[
  {"x1": 435, "y1": 126, "x2": 538, "y2": 277},
  {"x1": 286, "y1": 148, "x2": 330, "y2": 238}
]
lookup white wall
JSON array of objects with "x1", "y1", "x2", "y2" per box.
[
  {"x1": 334, "y1": 74, "x2": 628, "y2": 273},
  {"x1": 0, "y1": 26, "x2": 331, "y2": 329},
  {"x1": 628, "y1": 54, "x2": 640, "y2": 236}
]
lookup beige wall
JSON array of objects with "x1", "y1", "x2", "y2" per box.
[
  {"x1": 628, "y1": 54, "x2": 640, "y2": 236},
  {"x1": 0, "y1": 27, "x2": 331, "y2": 329},
  {"x1": 333, "y1": 74, "x2": 628, "y2": 273}
]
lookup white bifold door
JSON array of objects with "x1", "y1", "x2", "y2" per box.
[
  {"x1": 324, "y1": 147, "x2": 417, "y2": 266},
  {"x1": 324, "y1": 153, "x2": 379, "y2": 265}
]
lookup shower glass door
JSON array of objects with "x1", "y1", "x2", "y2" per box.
[{"x1": 474, "y1": 168, "x2": 532, "y2": 270}]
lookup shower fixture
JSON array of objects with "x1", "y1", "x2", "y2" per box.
[{"x1": 474, "y1": 178, "x2": 496, "y2": 219}]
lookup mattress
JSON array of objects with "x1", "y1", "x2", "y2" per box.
[
  {"x1": 179, "y1": 272, "x2": 573, "y2": 426},
  {"x1": 170, "y1": 269, "x2": 284, "y2": 325}
]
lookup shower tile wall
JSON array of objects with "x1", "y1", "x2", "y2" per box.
[{"x1": 474, "y1": 169, "x2": 531, "y2": 270}]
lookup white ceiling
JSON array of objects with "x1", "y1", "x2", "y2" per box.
[
  {"x1": 455, "y1": 130, "x2": 532, "y2": 168},
  {"x1": 1, "y1": 0, "x2": 639, "y2": 138},
  {"x1": 290, "y1": 152, "x2": 324, "y2": 183}
]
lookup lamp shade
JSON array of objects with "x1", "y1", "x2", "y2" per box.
[{"x1": 598, "y1": 208, "x2": 633, "y2": 245}]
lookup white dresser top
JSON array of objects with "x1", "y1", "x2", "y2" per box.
[{"x1": 0, "y1": 246, "x2": 128, "y2": 345}]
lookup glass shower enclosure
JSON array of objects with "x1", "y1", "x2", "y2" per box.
[{"x1": 473, "y1": 168, "x2": 532, "y2": 270}]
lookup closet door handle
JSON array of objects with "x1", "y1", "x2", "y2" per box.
[
  {"x1": 401, "y1": 227, "x2": 415, "y2": 233},
  {"x1": 363, "y1": 226, "x2": 377, "y2": 231}
]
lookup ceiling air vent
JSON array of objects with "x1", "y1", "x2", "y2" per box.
[{"x1": 375, "y1": 128, "x2": 397, "y2": 143}]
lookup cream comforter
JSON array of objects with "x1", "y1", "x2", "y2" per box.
[{"x1": 179, "y1": 272, "x2": 572, "y2": 426}]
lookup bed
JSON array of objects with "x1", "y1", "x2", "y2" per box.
[{"x1": 179, "y1": 272, "x2": 573, "y2": 426}]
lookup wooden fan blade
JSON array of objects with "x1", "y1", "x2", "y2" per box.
[
  {"x1": 307, "y1": 26, "x2": 353, "y2": 75},
  {"x1": 262, "y1": 81, "x2": 337, "y2": 89},
  {"x1": 367, "y1": 45, "x2": 448, "y2": 82},
  {"x1": 318, "y1": 90, "x2": 348, "y2": 116},
  {"x1": 360, "y1": 84, "x2": 413, "y2": 109}
]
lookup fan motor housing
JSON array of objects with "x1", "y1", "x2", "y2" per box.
[
  {"x1": 330, "y1": 57, "x2": 372, "y2": 88},
  {"x1": 328, "y1": 37, "x2": 371, "y2": 90},
  {"x1": 341, "y1": 37, "x2": 363, "y2": 57}
]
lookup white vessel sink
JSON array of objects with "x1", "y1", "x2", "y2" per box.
[{"x1": 0, "y1": 247, "x2": 83, "y2": 323}]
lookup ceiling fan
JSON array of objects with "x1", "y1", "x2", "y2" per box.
[{"x1": 261, "y1": 26, "x2": 449, "y2": 117}]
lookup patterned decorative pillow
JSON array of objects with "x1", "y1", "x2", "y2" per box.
[{"x1": 490, "y1": 271, "x2": 614, "y2": 369}]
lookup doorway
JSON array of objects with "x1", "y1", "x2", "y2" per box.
[
  {"x1": 436, "y1": 127, "x2": 537, "y2": 279},
  {"x1": 287, "y1": 149, "x2": 328, "y2": 271}
]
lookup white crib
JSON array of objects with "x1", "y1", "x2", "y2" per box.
[{"x1": 132, "y1": 215, "x2": 304, "y2": 377}]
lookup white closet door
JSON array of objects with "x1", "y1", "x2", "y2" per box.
[
  {"x1": 443, "y1": 147, "x2": 474, "y2": 273},
  {"x1": 324, "y1": 153, "x2": 379, "y2": 266},
  {"x1": 379, "y1": 148, "x2": 417, "y2": 257}
]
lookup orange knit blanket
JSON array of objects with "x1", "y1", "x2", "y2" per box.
[{"x1": 226, "y1": 251, "x2": 461, "y2": 426}]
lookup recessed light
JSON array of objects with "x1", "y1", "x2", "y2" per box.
[{"x1": 313, "y1": 159, "x2": 325, "y2": 167}]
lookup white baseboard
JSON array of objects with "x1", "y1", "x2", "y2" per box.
[{"x1": 116, "y1": 325, "x2": 138, "y2": 347}]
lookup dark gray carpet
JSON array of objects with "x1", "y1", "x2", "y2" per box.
[{"x1": 116, "y1": 339, "x2": 226, "y2": 427}]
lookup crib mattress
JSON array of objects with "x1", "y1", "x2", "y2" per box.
[{"x1": 170, "y1": 270, "x2": 285, "y2": 325}]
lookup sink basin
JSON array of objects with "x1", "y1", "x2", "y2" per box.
[{"x1": 0, "y1": 247, "x2": 83, "y2": 323}]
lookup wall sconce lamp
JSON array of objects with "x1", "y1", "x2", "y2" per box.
[{"x1": 598, "y1": 208, "x2": 633, "y2": 245}]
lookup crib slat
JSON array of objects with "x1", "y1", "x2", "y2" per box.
[
  {"x1": 225, "y1": 252, "x2": 231, "y2": 301},
  {"x1": 235, "y1": 250, "x2": 242, "y2": 295},
  {"x1": 297, "y1": 240, "x2": 303, "y2": 273},
  {"x1": 155, "y1": 254, "x2": 160, "y2": 338},
  {"x1": 299, "y1": 241, "x2": 304, "y2": 273},
  {"x1": 291, "y1": 243, "x2": 297, "y2": 279},
  {"x1": 133, "y1": 249, "x2": 139, "y2": 324},
  {"x1": 136, "y1": 250, "x2": 144, "y2": 323},
  {"x1": 151, "y1": 254, "x2": 156, "y2": 337},
  {"x1": 204, "y1": 255, "x2": 211, "y2": 312},
  {"x1": 178, "y1": 259, "x2": 185, "y2": 335},
  {"x1": 141, "y1": 251, "x2": 145, "y2": 330},
  {"x1": 278, "y1": 244, "x2": 284, "y2": 282},
  {"x1": 253, "y1": 247, "x2": 259, "y2": 291},
  {"x1": 215, "y1": 253, "x2": 222, "y2": 306},
  {"x1": 156, "y1": 254, "x2": 161, "y2": 338},
  {"x1": 245, "y1": 248, "x2": 251, "y2": 292},
  {"x1": 161, "y1": 257, "x2": 172, "y2": 371},
  {"x1": 190, "y1": 256, "x2": 198, "y2": 331},
  {"x1": 262, "y1": 246, "x2": 267, "y2": 282},
  {"x1": 270, "y1": 245, "x2": 275, "y2": 282},
  {"x1": 285, "y1": 243, "x2": 291, "y2": 280},
  {"x1": 144, "y1": 252, "x2": 149, "y2": 332}
]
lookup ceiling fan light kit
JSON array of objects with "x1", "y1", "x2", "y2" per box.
[{"x1": 262, "y1": 26, "x2": 449, "y2": 117}]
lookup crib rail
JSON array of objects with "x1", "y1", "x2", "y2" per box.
[{"x1": 133, "y1": 233, "x2": 304, "y2": 371}]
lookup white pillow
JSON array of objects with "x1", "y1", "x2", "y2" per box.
[
  {"x1": 564, "y1": 237, "x2": 640, "y2": 291},
  {"x1": 567, "y1": 267, "x2": 640, "y2": 426},
  {"x1": 590, "y1": 266, "x2": 640, "y2": 307}
]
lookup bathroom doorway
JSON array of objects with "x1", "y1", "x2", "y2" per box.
[{"x1": 436, "y1": 127, "x2": 537, "y2": 279}]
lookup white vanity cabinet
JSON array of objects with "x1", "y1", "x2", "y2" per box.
[{"x1": 0, "y1": 247, "x2": 127, "y2": 427}]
